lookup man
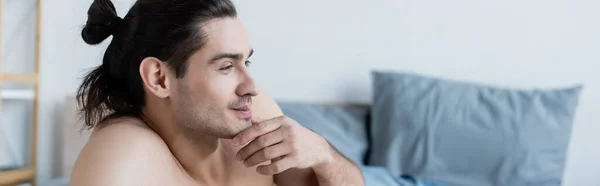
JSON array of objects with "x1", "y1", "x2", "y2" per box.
[{"x1": 70, "y1": 0, "x2": 365, "y2": 185}]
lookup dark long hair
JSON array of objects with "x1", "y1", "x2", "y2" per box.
[{"x1": 77, "y1": 0, "x2": 237, "y2": 129}]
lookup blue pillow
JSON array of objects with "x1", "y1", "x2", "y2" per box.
[
  {"x1": 368, "y1": 71, "x2": 582, "y2": 186},
  {"x1": 277, "y1": 101, "x2": 369, "y2": 165}
]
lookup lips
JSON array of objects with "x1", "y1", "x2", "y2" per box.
[
  {"x1": 232, "y1": 105, "x2": 250, "y2": 111},
  {"x1": 231, "y1": 105, "x2": 252, "y2": 119}
]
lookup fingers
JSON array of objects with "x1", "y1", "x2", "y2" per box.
[
  {"x1": 242, "y1": 142, "x2": 292, "y2": 167},
  {"x1": 232, "y1": 115, "x2": 306, "y2": 175},
  {"x1": 233, "y1": 116, "x2": 284, "y2": 146},
  {"x1": 236, "y1": 130, "x2": 284, "y2": 161},
  {"x1": 256, "y1": 155, "x2": 296, "y2": 175}
]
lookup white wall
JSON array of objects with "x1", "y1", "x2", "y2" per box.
[{"x1": 30, "y1": 0, "x2": 600, "y2": 185}]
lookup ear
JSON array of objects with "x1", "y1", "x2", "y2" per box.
[{"x1": 139, "y1": 57, "x2": 171, "y2": 98}]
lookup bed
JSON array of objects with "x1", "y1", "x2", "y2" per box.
[{"x1": 49, "y1": 71, "x2": 581, "y2": 186}]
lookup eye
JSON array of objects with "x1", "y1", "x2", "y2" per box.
[
  {"x1": 219, "y1": 64, "x2": 234, "y2": 71},
  {"x1": 245, "y1": 61, "x2": 252, "y2": 67}
]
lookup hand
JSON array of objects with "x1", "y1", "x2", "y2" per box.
[{"x1": 232, "y1": 116, "x2": 334, "y2": 175}]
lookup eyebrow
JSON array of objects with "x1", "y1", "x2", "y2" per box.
[{"x1": 209, "y1": 49, "x2": 254, "y2": 64}]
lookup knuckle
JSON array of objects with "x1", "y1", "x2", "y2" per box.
[
  {"x1": 255, "y1": 122, "x2": 267, "y2": 130},
  {"x1": 287, "y1": 129, "x2": 297, "y2": 138}
]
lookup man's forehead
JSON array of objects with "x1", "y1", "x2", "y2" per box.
[
  {"x1": 198, "y1": 18, "x2": 252, "y2": 58},
  {"x1": 200, "y1": 18, "x2": 248, "y2": 42}
]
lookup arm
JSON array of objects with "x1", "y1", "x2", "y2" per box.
[
  {"x1": 274, "y1": 143, "x2": 365, "y2": 186},
  {"x1": 312, "y1": 145, "x2": 365, "y2": 186}
]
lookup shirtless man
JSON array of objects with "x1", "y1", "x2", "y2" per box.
[{"x1": 69, "y1": 0, "x2": 364, "y2": 185}]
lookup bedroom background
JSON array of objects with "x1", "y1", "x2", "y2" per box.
[{"x1": 1, "y1": 0, "x2": 598, "y2": 185}]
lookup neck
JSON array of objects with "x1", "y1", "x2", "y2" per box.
[{"x1": 141, "y1": 105, "x2": 238, "y2": 185}]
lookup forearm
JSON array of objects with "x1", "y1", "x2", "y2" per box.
[
  {"x1": 312, "y1": 144, "x2": 365, "y2": 186},
  {"x1": 274, "y1": 144, "x2": 365, "y2": 186}
]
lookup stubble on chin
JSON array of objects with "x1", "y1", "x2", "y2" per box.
[{"x1": 221, "y1": 118, "x2": 252, "y2": 139}]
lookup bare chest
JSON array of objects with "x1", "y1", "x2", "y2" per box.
[
  {"x1": 172, "y1": 154, "x2": 275, "y2": 186},
  {"x1": 173, "y1": 166, "x2": 275, "y2": 186}
]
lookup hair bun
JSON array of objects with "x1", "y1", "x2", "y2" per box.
[{"x1": 81, "y1": 0, "x2": 121, "y2": 45}]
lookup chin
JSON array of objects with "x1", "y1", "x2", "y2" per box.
[
  {"x1": 219, "y1": 118, "x2": 252, "y2": 139},
  {"x1": 234, "y1": 118, "x2": 252, "y2": 131}
]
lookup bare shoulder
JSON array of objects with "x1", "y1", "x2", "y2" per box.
[
  {"x1": 69, "y1": 117, "x2": 189, "y2": 186},
  {"x1": 252, "y1": 90, "x2": 284, "y2": 119}
]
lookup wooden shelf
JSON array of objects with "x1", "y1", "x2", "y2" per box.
[
  {"x1": 0, "y1": 73, "x2": 38, "y2": 84},
  {"x1": 1, "y1": 89, "x2": 34, "y2": 100},
  {"x1": 0, "y1": 0, "x2": 41, "y2": 185},
  {"x1": 0, "y1": 167, "x2": 35, "y2": 185}
]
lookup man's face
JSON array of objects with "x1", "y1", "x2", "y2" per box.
[{"x1": 172, "y1": 18, "x2": 257, "y2": 139}]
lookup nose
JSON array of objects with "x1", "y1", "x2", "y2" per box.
[{"x1": 235, "y1": 69, "x2": 259, "y2": 97}]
